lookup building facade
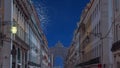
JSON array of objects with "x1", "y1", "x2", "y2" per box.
[
  {"x1": 40, "y1": 34, "x2": 51, "y2": 68},
  {"x1": 111, "y1": 0, "x2": 120, "y2": 68},
  {"x1": 66, "y1": 0, "x2": 114, "y2": 68},
  {"x1": 77, "y1": 0, "x2": 113, "y2": 68},
  {"x1": 0, "y1": 0, "x2": 49, "y2": 68}
]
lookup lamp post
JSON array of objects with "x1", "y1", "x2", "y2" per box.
[{"x1": 10, "y1": 22, "x2": 17, "y2": 68}]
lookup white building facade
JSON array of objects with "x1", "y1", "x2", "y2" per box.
[
  {"x1": 0, "y1": 0, "x2": 49, "y2": 68},
  {"x1": 76, "y1": 0, "x2": 114, "y2": 68}
]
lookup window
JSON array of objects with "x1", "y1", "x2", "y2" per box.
[
  {"x1": 117, "y1": 62, "x2": 120, "y2": 68},
  {"x1": 95, "y1": 47, "x2": 97, "y2": 57},
  {"x1": 17, "y1": 48, "x2": 21, "y2": 63},
  {"x1": 25, "y1": 52, "x2": 27, "y2": 68},
  {"x1": 99, "y1": 21, "x2": 100, "y2": 33},
  {"x1": 115, "y1": 0, "x2": 119, "y2": 11},
  {"x1": 99, "y1": 0, "x2": 101, "y2": 12},
  {"x1": 25, "y1": 22, "x2": 29, "y2": 44},
  {"x1": 0, "y1": 0, "x2": 1, "y2": 8},
  {"x1": 0, "y1": 16, "x2": 1, "y2": 32},
  {"x1": 99, "y1": 44, "x2": 102, "y2": 56}
]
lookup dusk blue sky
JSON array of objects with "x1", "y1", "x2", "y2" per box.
[{"x1": 33, "y1": 0, "x2": 89, "y2": 67}]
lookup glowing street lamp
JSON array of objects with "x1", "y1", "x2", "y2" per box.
[
  {"x1": 10, "y1": 24, "x2": 17, "y2": 68},
  {"x1": 11, "y1": 26, "x2": 17, "y2": 34}
]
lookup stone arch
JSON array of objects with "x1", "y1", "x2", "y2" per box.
[{"x1": 49, "y1": 41, "x2": 68, "y2": 67}]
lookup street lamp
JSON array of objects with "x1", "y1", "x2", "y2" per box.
[
  {"x1": 11, "y1": 25, "x2": 17, "y2": 34},
  {"x1": 10, "y1": 22, "x2": 17, "y2": 68}
]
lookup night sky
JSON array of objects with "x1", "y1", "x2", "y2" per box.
[{"x1": 33, "y1": 0, "x2": 89, "y2": 67}]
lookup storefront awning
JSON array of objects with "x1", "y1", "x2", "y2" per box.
[
  {"x1": 28, "y1": 61, "x2": 41, "y2": 67},
  {"x1": 76, "y1": 57, "x2": 100, "y2": 67},
  {"x1": 111, "y1": 40, "x2": 120, "y2": 52}
]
